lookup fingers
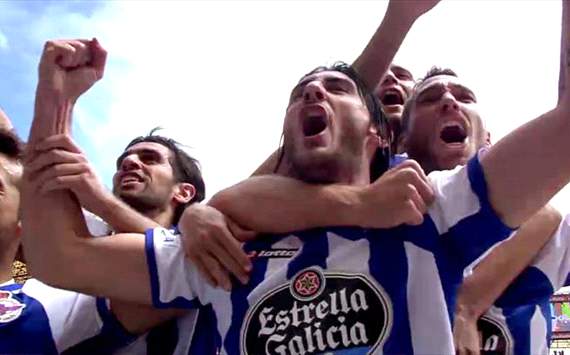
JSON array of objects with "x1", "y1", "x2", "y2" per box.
[
  {"x1": 41, "y1": 38, "x2": 106, "y2": 79},
  {"x1": 26, "y1": 148, "x2": 86, "y2": 176},
  {"x1": 196, "y1": 252, "x2": 232, "y2": 291},
  {"x1": 393, "y1": 160, "x2": 435, "y2": 205},
  {"x1": 227, "y1": 218, "x2": 257, "y2": 242},
  {"x1": 90, "y1": 38, "x2": 107, "y2": 80},
  {"x1": 44, "y1": 39, "x2": 93, "y2": 70},
  {"x1": 206, "y1": 234, "x2": 250, "y2": 285},
  {"x1": 34, "y1": 134, "x2": 82, "y2": 154}
]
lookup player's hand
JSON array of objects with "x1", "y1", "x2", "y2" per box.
[
  {"x1": 356, "y1": 160, "x2": 435, "y2": 227},
  {"x1": 453, "y1": 314, "x2": 481, "y2": 355},
  {"x1": 387, "y1": 0, "x2": 441, "y2": 23},
  {"x1": 179, "y1": 204, "x2": 255, "y2": 291},
  {"x1": 24, "y1": 134, "x2": 110, "y2": 214},
  {"x1": 38, "y1": 38, "x2": 107, "y2": 102}
]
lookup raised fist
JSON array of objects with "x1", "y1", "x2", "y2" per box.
[{"x1": 38, "y1": 38, "x2": 107, "y2": 102}]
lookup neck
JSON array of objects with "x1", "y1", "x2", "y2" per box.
[
  {"x1": 0, "y1": 231, "x2": 20, "y2": 283},
  {"x1": 287, "y1": 156, "x2": 371, "y2": 186},
  {"x1": 144, "y1": 207, "x2": 176, "y2": 228}
]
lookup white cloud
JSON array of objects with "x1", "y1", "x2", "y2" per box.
[{"x1": 0, "y1": 30, "x2": 8, "y2": 50}]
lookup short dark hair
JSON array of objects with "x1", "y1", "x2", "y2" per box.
[
  {"x1": 124, "y1": 128, "x2": 205, "y2": 222},
  {"x1": 0, "y1": 128, "x2": 24, "y2": 162},
  {"x1": 275, "y1": 62, "x2": 391, "y2": 180},
  {"x1": 401, "y1": 66, "x2": 459, "y2": 134}
]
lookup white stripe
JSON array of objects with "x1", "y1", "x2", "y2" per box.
[
  {"x1": 529, "y1": 305, "x2": 549, "y2": 354},
  {"x1": 428, "y1": 165, "x2": 481, "y2": 235},
  {"x1": 404, "y1": 242, "x2": 454, "y2": 353},
  {"x1": 23, "y1": 279, "x2": 103, "y2": 353},
  {"x1": 326, "y1": 231, "x2": 370, "y2": 274}
]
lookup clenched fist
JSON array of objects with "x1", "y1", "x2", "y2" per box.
[{"x1": 38, "y1": 38, "x2": 107, "y2": 102}]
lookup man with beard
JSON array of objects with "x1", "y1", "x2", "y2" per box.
[
  {"x1": 21, "y1": 3, "x2": 570, "y2": 353},
  {"x1": 0, "y1": 110, "x2": 213, "y2": 352}
]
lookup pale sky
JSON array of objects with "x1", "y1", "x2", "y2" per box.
[{"x1": 3, "y1": 0, "x2": 568, "y2": 212}]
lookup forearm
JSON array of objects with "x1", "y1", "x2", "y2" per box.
[
  {"x1": 210, "y1": 175, "x2": 363, "y2": 233},
  {"x1": 95, "y1": 192, "x2": 160, "y2": 233},
  {"x1": 455, "y1": 206, "x2": 561, "y2": 319},
  {"x1": 482, "y1": 108, "x2": 570, "y2": 227},
  {"x1": 352, "y1": 6, "x2": 414, "y2": 90},
  {"x1": 23, "y1": 90, "x2": 91, "y2": 281}
]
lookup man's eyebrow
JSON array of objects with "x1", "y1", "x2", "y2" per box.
[
  {"x1": 416, "y1": 82, "x2": 444, "y2": 98},
  {"x1": 393, "y1": 66, "x2": 413, "y2": 78},
  {"x1": 291, "y1": 75, "x2": 353, "y2": 98},
  {"x1": 452, "y1": 83, "x2": 477, "y2": 99}
]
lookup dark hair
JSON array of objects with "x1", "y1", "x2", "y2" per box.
[
  {"x1": 275, "y1": 62, "x2": 391, "y2": 181},
  {"x1": 401, "y1": 66, "x2": 459, "y2": 134},
  {"x1": 0, "y1": 128, "x2": 24, "y2": 162},
  {"x1": 124, "y1": 128, "x2": 205, "y2": 222}
]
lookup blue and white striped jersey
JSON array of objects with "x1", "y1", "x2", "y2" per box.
[
  {"x1": 0, "y1": 278, "x2": 135, "y2": 355},
  {"x1": 477, "y1": 215, "x2": 570, "y2": 355},
  {"x1": 146, "y1": 155, "x2": 513, "y2": 354},
  {"x1": 83, "y1": 212, "x2": 218, "y2": 355}
]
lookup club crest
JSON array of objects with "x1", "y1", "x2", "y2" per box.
[{"x1": 0, "y1": 290, "x2": 25, "y2": 323}]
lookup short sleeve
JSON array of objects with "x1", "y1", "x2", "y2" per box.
[
  {"x1": 427, "y1": 153, "x2": 513, "y2": 268},
  {"x1": 145, "y1": 227, "x2": 205, "y2": 309},
  {"x1": 532, "y1": 214, "x2": 570, "y2": 291}
]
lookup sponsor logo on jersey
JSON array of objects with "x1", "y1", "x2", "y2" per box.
[
  {"x1": 0, "y1": 291, "x2": 25, "y2": 323},
  {"x1": 241, "y1": 267, "x2": 392, "y2": 354},
  {"x1": 248, "y1": 249, "x2": 298, "y2": 259},
  {"x1": 477, "y1": 316, "x2": 513, "y2": 355}
]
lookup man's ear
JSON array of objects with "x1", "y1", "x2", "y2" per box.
[
  {"x1": 173, "y1": 183, "x2": 196, "y2": 205},
  {"x1": 485, "y1": 130, "x2": 492, "y2": 147}
]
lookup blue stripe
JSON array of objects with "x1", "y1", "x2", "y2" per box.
[
  {"x1": 444, "y1": 156, "x2": 513, "y2": 269},
  {"x1": 496, "y1": 267, "x2": 554, "y2": 308},
  {"x1": 367, "y1": 228, "x2": 413, "y2": 353},
  {"x1": 503, "y1": 304, "x2": 534, "y2": 355},
  {"x1": 189, "y1": 305, "x2": 221, "y2": 354},
  {"x1": 226, "y1": 237, "x2": 275, "y2": 353},
  {"x1": 63, "y1": 299, "x2": 137, "y2": 354},
  {"x1": 144, "y1": 228, "x2": 200, "y2": 309},
  {"x1": 287, "y1": 228, "x2": 328, "y2": 278},
  {"x1": 0, "y1": 290, "x2": 58, "y2": 354}
]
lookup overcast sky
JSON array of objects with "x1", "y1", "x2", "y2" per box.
[{"x1": 2, "y1": 0, "x2": 568, "y2": 212}]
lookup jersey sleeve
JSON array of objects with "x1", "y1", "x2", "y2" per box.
[
  {"x1": 22, "y1": 279, "x2": 134, "y2": 353},
  {"x1": 427, "y1": 151, "x2": 513, "y2": 269},
  {"x1": 531, "y1": 214, "x2": 570, "y2": 291},
  {"x1": 145, "y1": 227, "x2": 207, "y2": 309}
]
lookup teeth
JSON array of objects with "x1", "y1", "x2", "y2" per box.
[{"x1": 441, "y1": 122, "x2": 463, "y2": 130}]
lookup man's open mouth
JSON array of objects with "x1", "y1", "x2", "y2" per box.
[
  {"x1": 439, "y1": 122, "x2": 467, "y2": 144},
  {"x1": 302, "y1": 114, "x2": 328, "y2": 137},
  {"x1": 380, "y1": 89, "x2": 404, "y2": 106}
]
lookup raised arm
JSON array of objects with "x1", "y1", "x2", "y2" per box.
[
  {"x1": 21, "y1": 39, "x2": 153, "y2": 305},
  {"x1": 453, "y1": 206, "x2": 562, "y2": 353},
  {"x1": 481, "y1": 0, "x2": 570, "y2": 228},
  {"x1": 352, "y1": 0, "x2": 440, "y2": 90}
]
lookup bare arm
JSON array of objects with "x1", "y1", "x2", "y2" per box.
[
  {"x1": 21, "y1": 40, "x2": 175, "y2": 335},
  {"x1": 352, "y1": 0, "x2": 440, "y2": 90},
  {"x1": 454, "y1": 206, "x2": 561, "y2": 322},
  {"x1": 482, "y1": 1, "x2": 570, "y2": 228},
  {"x1": 211, "y1": 160, "x2": 434, "y2": 232}
]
